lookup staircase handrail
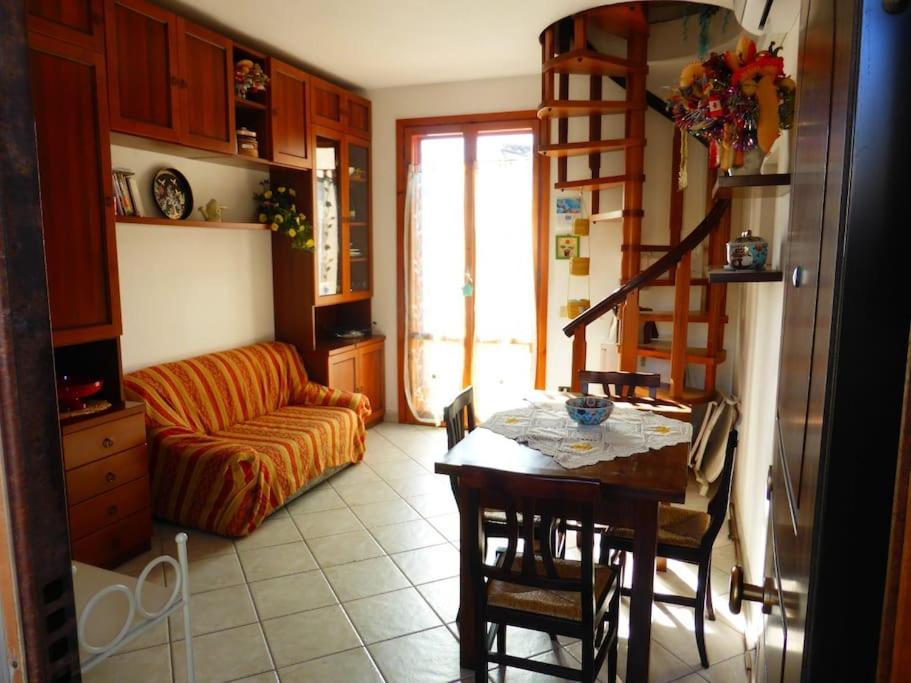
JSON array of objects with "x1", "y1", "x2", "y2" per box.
[{"x1": 563, "y1": 197, "x2": 731, "y2": 337}]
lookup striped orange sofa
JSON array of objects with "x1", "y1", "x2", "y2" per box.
[{"x1": 124, "y1": 342, "x2": 371, "y2": 537}]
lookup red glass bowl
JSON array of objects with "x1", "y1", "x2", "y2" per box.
[{"x1": 57, "y1": 376, "x2": 104, "y2": 411}]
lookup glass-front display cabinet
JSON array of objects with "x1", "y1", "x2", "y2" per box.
[
  {"x1": 347, "y1": 139, "x2": 370, "y2": 295},
  {"x1": 312, "y1": 128, "x2": 371, "y2": 304}
]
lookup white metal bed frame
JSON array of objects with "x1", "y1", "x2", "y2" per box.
[{"x1": 74, "y1": 532, "x2": 195, "y2": 681}]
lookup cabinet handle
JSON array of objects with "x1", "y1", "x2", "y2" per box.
[
  {"x1": 102, "y1": 437, "x2": 114, "y2": 449},
  {"x1": 105, "y1": 472, "x2": 117, "y2": 484},
  {"x1": 107, "y1": 505, "x2": 119, "y2": 517}
]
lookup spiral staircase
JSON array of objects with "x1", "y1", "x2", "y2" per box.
[{"x1": 538, "y1": 3, "x2": 733, "y2": 403}]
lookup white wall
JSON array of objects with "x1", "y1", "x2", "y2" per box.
[
  {"x1": 111, "y1": 144, "x2": 275, "y2": 372},
  {"x1": 727, "y1": 22, "x2": 800, "y2": 645}
]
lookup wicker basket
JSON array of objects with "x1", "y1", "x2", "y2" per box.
[
  {"x1": 570, "y1": 257, "x2": 590, "y2": 276},
  {"x1": 572, "y1": 218, "x2": 590, "y2": 236},
  {"x1": 566, "y1": 298, "x2": 591, "y2": 318}
]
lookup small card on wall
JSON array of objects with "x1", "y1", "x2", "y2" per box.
[{"x1": 555, "y1": 192, "x2": 582, "y2": 226}]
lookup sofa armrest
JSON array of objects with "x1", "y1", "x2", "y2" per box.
[{"x1": 301, "y1": 381, "x2": 372, "y2": 424}]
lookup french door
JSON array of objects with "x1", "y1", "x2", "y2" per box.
[{"x1": 397, "y1": 112, "x2": 548, "y2": 424}]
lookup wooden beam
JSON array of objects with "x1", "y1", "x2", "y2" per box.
[
  {"x1": 571, "y1": 328, "x2": 587, "y2": 391},
  {"x1": 670, "y1": 252, "x2": 692, "y2": 399}
]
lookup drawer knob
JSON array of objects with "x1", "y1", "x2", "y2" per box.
[
  {"x1": 107, "y1": 505, "x2": 118, "y2": 517},
  {"x1": 102, "y1": 437, "x2": 114, "y2": 449},
  {"x1": 105, "y1": 472, "x2": 117, "y2": 484}
]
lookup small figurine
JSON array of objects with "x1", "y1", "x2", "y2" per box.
[{"x1": 198, "y1": 198, "x2": 226, "y2": 222}]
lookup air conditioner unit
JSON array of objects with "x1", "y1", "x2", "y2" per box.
[{"x1": 733, "y1": 0, "x2": 776, "y2": 34}]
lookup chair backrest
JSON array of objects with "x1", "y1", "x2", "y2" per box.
[
  {"x1": 443, "y1": 386, "x2": 476, "y2": 449},
  {"x1": 458, "y1": 465, "x2": 601, "y2": 617},
  {"x1": 578, "y1": 369, "x2": 661, "y2": 399},
  {"x1": 702, "y1": 428, "x2": 739, "y2": 549}
]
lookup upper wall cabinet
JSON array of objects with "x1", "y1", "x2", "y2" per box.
[
  {"x1": 311, "y1": 76, "x2": 371, "y2": 138},
  {"x1": 28, "y1": 0, "x2": 105, "y2": 52},
  {"x1": 177, "y1": 19, "x2": 235, "y2": 154},
  {"x1": 28, "y1": 32, "x2": 121, "y2": 346},
  {"x1": 105, "y1": 0, "x2": 181, "y2": 142},
  {"x1": 270, "y1": 60, "x2": 311, "y2": 169}
]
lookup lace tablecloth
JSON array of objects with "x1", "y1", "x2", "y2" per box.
[{"x1": 481, "y1": 402, "x2": 693, "y2": 469}]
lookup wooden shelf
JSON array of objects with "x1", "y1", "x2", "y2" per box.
[
  {"x1": 544, "y1": 50, "x2": 645, "y2": 77},
  {"x1": 116, "y1": 215, "x2": 268, "y2": 230},
  {"x1": 348, "y1": 221, "x2": 368, "y2": 227},
  {"x1": 235, "y1": 97, "x2": 267, "y2": 111},
  {"x1": 715, "y1": 173, "x2": 791, "y2": 193},
  {"x1": 350, "y1": 256, "x2": 368, "y2": 263},
  {"x1": 537, "y1": 99, "x2": 637, "y2": 119},
  {"x1": 708, "y1": 268, "x2": 784, "y2": 283},
  {"x1": 540, "y1": 138, "x2": 644, "y2": 159}
]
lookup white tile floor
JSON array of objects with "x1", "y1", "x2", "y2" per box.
[{"x1": 85, "y1": 423, "x2": 750, "y2": 683}]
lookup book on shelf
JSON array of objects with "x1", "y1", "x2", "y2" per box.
[{"x1": 112, "y1": 168, "x2": 143, "y2": 217}]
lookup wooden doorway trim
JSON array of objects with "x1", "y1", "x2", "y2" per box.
[
  {"x1": 0, "y1": 4, "x2": 80, "y2": 678},
  {"x1": 395, "y1": 110, "x2": 549, "y2": 425}
]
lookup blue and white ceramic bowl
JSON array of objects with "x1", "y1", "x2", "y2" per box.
[{"x1": 565, "y1": 396, "x2": 614, "y2": 426}]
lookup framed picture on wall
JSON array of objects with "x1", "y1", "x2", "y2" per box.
[{"x1": 555, "y1": 235, "x2": 580, "y2": 260}]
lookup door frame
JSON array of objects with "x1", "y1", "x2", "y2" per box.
[
  {"x1": 395, "y1": 110, "x2": 550, "y2": 425},
  {"x1": 2, "y1": 4, "x2": 80, "y2": 678}
]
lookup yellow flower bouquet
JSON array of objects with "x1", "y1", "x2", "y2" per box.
[{"x1": 253, "y1": 181, "x2": 314, "y2": 251}]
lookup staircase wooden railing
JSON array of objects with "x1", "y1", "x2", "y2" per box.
[{"x1": 563, "y1": 197, "x2": 731, "y2": 392}]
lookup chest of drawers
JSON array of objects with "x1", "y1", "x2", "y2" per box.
[{"x1": 61, "y1": 401, "x2": 151, "y2": 568}]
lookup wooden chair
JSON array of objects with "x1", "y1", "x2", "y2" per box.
[
  {"x1": 460, "y1": 465, "x2": 621, "y2": 682},
  {"x1": 600, "y1": 428, "x2": 739, "y2": 668},
  {"x1": 578, "y1": 369, "x2": 661, "y2": 399}
]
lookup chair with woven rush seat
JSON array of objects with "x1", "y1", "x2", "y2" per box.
[
  {"x1": 578, "y1": 369, "x2": 661, "y2": 399},
  {"x1": 600, "y1": 428, "x2": 739, "y2": 668},
  {"x1": 460, "y1": 465, "x2": 621, "y2": 682}
]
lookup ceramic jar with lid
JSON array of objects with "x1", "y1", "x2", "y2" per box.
[{"x1": 726, "y1": 229, "x2": 769, "y2": 270}]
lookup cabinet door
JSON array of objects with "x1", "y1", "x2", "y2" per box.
[
  {"x1": 311, "y1": 76, "x2": 345, "y2": 131},
  {"x1": 347, "y1": 94, "x2": 371, "y2": 139},
  {"x1": 28, "y1": 0, "x2": 105, "y2": 51},
  {"x1": 270, "y1": 60, "x2": 311, "y2": 168},
  {"x1": 105, "y1": 0, "x2": 181, "y2": 141},
  {"x1": 28, "y1": 32, "x2": 121, "y2": 346},
  {"x1": 347, "y1": 139, "x2": 371, "y2": 296},
  {"x1": 177, "y1": 19, "x2": 234, "y2": 154},
  {"x1": 327, "y1": 351, "x2": 358, "y2": 394},
  {"x1": 357, "y1": 341, "x2": 385, "y2": 418}
]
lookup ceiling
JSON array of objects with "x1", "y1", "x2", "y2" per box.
[{"x1": 160, "y1": 0, "x2": 732, "y2": 91}]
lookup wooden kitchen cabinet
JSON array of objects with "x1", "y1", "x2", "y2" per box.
[
  {"x1": 270, "y1": 59, "x2": 311, "y2": 168},
  {"x1": 105, "y1": 0, "x2": 181, "y2": 141},
  {"x1": 28, "y1": 0, "x2": 105, "y2": 51},
  {"x1": 28, "y1": 31, "x2": 122, "y2": 347},
  {"x1": 311, "y1": 75, "x2": 371, "y2": 138},
  {"x1": 305, "y1": 337, "x2": 385, "y2": 426},
  {"x1": 177, "y1": 18, "x2": 235, "y2": 154}
]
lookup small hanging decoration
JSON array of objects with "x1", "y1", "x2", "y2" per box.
[{"x1": 678, "y1": 134, "x2": 689, "y2": 191}]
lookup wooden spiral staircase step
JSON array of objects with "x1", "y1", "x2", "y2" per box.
[
  {"x1": 544, "y1": 49, "x2": 646, "y2": 77},
  {"x1": 540, "y1": 138, "x2": 645, "y2": 158},
  {"x1": 537, "y1": 99, "x2": 639, "y2": 119},
  {"x1": 554, "y1": 174, "x2": 642, "y2": 192},
  {"x1": 637, "y1": 341, "x2": 727, "y2": 365},
  {"x1": 640, "y1": 310, "x2": 730, "y2": 324}
]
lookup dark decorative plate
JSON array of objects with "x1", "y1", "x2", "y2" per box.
[{"x1": 152, "y1": 168, "x2": 193, "y2": 220}]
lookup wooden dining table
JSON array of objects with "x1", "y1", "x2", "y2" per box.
[{"x1": 434, "y1": 396, "x2": 691, "y2": 682}]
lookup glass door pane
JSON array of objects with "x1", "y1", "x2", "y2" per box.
[
  {"x1": 404, "y1": 135, "x2": 466, "y2": 422},
  {"x1": 347, "y1": 141, "x2": 370, "y2": 293},
  {"x1": 315, "y1": 134, "x2": 342, "y2": 297},
  {"x1": 473, "y1": 132, "x2": 536, "y2": 417}
]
